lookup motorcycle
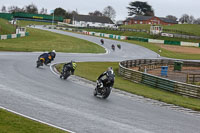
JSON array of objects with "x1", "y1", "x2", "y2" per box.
[
  {"x1": 60, "y1": 66, "x2": 71, "y2": 80},
  {"x1": 117, "y1": 44, "x2": 121, "y2": 49},
  {"x1": 111, "y1": 45, "x2": 115, "y2": 51},
  {"x1": 100, "y1": 39, "x2": 104, "y2": 45},
  {"x1": 93, "y1": 80, "x2": 112, "y2": 99},
  {"x1": 36, "y1": 58, "x2": 45, "y2": 68}
]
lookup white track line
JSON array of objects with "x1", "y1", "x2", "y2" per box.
[{"x1": 0, "y1": 106, "x2": 75, "y2": 133}]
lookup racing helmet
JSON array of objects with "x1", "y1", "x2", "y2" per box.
[
  {"x1": 107, "y1": 67, "x2": 114, "y2": 74},
  {"x1": 71, "y1": 61, "x2": 77, "y2": 69}
]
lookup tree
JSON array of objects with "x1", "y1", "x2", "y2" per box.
[
  {"x1": 1, "y1": 5, "x2": 7, "y2": 13},
  {"x1": 194, "y1": 18, "x2": 200, "y2": 24},
  {"x1": 65, "y1": 11, "x2": 73, "y2": 19},
  {"x1": 40, "y1": 8, "x2": 48, "y2": 14},
  {"x1": 40, "y1": 7, "x2": 45, "y2": 14},
  {"x1": 44, "y1": 9, "x2": 48, "y2": 14},
  {"x1": 102, "y1": 6, "x2": 116, "y2": 20},
  {"x1": 189, "y1": 15, "x2": 195, "y2": 24},
  {"x1": 71, "y1": 10, "x2": 78, "y2": 16},
  {"x1": 54, "y1": 7, "x2": 66, "y2": 17},
  {"x1": 88, "y1": 10, "x2": 103, "y2": 16},
  {"x1": 127, "y1": 1, "x2": 154, "y2": 16},
  {"x1": 179, "y1": 14, "x2": 195, "y2": 24},
  {"x1": 8, "y1": 6, "x2": 23, "y2": 13},
  {"x1": 25, "y1": 4, "x2": 38, "y2": 14},
  {"x1": 166, "y1": 15, "x2": 177, "y2": 21}
]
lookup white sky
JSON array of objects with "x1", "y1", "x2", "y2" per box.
[{"x1": 0, "y1": 0, "x2": 200, "y2": 20}]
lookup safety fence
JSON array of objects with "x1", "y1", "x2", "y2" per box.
[
  {"x1": 187, "y1": 74, "x2": 200, "y2": 83},
  {"x1": 0, "y1": 32, "x2": 29, "y2": 40},
  {"x1": 119, "y1": 59, "x2": 200, "y2": 99},
  {"x1": 46, "y1": 26, "x2": 200, "y2": 47}
]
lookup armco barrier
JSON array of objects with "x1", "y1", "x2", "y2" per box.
[
  {"x1": 164, "y1": 40, "x2": 181, "y2": 45},
  {"x1": 181, "y1": 42, "x2": 199, "y2": 47},
  {"x1": 119, "y1": 59, "x2": 200, "y2": 99},
  {"x1": 0, "y1": 32, "x2": 29, "y2": 40}
]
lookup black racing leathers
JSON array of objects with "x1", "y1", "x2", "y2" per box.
[
  {"x1": 98, "y1": 70, "x2": 115, "y2": 88},
  {"x1": 62, "y1": 62, "x2": 75, "y2": 75}
]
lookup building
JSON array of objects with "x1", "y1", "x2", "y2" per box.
[
  {"x1": 72, "y1": 14, "x2": 115, "y2": 28},
  {"x1": 124, "y1": 16, "x2": 178, "y2": 25}
]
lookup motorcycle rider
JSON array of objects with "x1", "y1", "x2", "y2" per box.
[
  {"x1": 48, "y1": 50, "x2": 56, "y2": 61},
  {"x1": 100, "y1": 39, "x2": 104, "y2": 45},
  {"x1": 62, "y1": 61, "x2": 77, "y2": 75},
  {"x1": 117, "y1": 44, "x2": 121, "y2": 49},
  {"x1": 111, "y1": 44, "x2": 115, "y2": 51},
  {"x1": 38, "y1": 52, "x2": 52, "y2": 65},
  {"x1": 97, "y1": 67, "x2": 115, "y2": 88}
]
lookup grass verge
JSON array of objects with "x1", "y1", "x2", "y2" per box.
[
  {"x1": 56, "y1": 62, "x2": 200, "y2": 111},
  {"x1": 125, "y1": 40, "x2": 200, "y2": 60},
  {"x1": 17, "y1": 20, "x2": 55, "y2": 27},
  {"x1": 0, "y1": 28, "x2": 105, "y2": 53},
  {"x1": 0, "y1": 18, "x2": 16, "y2": 34},
  {"x1": 0, "y1": 108, "x2": 68, "y2": 133}
]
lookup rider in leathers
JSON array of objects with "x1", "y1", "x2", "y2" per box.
[
  {"x1": 62, "y1": 61, "x2": 77, "y2": 75},
  {"x1": 97, "y1": 67, "x2": 115, "y2": 88}
]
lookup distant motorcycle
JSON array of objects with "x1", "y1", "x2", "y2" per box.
[
  {"x1": 100, "y1": 39, "x2": 104, "y2": 45},
  {"x1": 111, "y1": 44, "x2": 115, "y2": 51},
  {"x1": 117, "y1": 44, "x2": 121, "y2": 49},
  {"x1": 93, "y1": 80, "x2": 112, "y2": 99}
]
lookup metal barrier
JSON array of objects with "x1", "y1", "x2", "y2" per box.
[{"x1": 119, "y1": 59, "x2": 200, "y2": 99}]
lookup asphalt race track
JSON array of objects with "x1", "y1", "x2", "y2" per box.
[{"x1": 0, "y1": 27, "x2": 200, "y2": 133}]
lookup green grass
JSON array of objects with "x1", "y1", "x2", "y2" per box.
[
  {"x1": 0, "y1": 108, "x2": 68, "y2": 133},
  {"x1": 124, "y1": 40, "x2": 200, "y2": 60},
  {"x1": 56, "y1": 62, "x2": 200, "y2": 111},
  {"x1": 0, "y1": 28, "x2": 105, "y2": 53},
  {"x1": 164, "y1": 24, "x2": 200, "y2": 36},
  {"x1": 0, "y1": 18, "x2": 16, "y2": 35},
  {"x1": 120, "y1": 24, "x2": 151, "y2": 30},
  {"x1": 121, "y1": 24, "x2": 200, "y2": 36},
  {"x1": 17, "y1": 20, "x2": 54, "y2": 27}
]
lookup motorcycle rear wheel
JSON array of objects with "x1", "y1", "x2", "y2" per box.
[{"x1": 93, "y1": 88, "x2": 98, "y2": 96}]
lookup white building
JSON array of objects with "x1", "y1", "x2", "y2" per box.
[{"x1": 72, "y1": 14, "x2": 115, "y2": 28}]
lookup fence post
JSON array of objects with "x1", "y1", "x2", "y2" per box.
[{"x1": 186, "y1": 73, "x2": 189, "y2": 83}]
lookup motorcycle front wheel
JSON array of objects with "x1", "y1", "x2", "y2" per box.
[{"x1": 102, "y1": 87, "x2": 111, "y2": 99}]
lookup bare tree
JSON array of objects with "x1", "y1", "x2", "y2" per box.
[
  {"x1": 194, "y1": 18, "x2": 200, "y2": 24},
  {"x1": 44, "y1": 9, "x2": 48, "y2": 14},
  {"x1": 102, "y1": 6, "x2": 116, "y2": 21},
  {"x1": 25, "y1": 3, "x2": 38, "y2": 14},
  {"x1": 40, "y1": 8, "x2": 45, "y2": 14},
  {"x1": 71, "y1": 10, "x2": 78, "y2": 16},
  {"x1": 88, "y1": 10, "x2": 103, "y2": 16},
  {"x1": 166, "y1": 15, "x2": 177, "y2": 21},
  {"x1": 189, "y1": 15, "x2": 195, "y2": 24},
  {"x1": 179, "y1": 14, "x2": 196, "y2": 24},
  {"x1": 179, "y1": 14, "x2": 190, "y2": 24},
  {"x1": 1, "y1": 5, "x2": 7, "y2": 13},
  {"x1": 8, "y1": 6, "x2": 23, "y2": 13}
]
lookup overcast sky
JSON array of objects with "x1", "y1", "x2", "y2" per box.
[{"x1": 0, "y1": 0, "x2": 200, "y2": 20}]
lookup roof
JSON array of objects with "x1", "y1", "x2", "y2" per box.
[
  {"x1": 159, "y1": 17, "x2": 178, "y2": 24},
  {"x1": 73, "y1": 15, "x2": 114, "y2": 24},
  {"x1": 132, "y1": 16, "x2": 154, "y2": 21},
  {"x1": 126, "y1": 15, "x2": 178, "y2": 24}
]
